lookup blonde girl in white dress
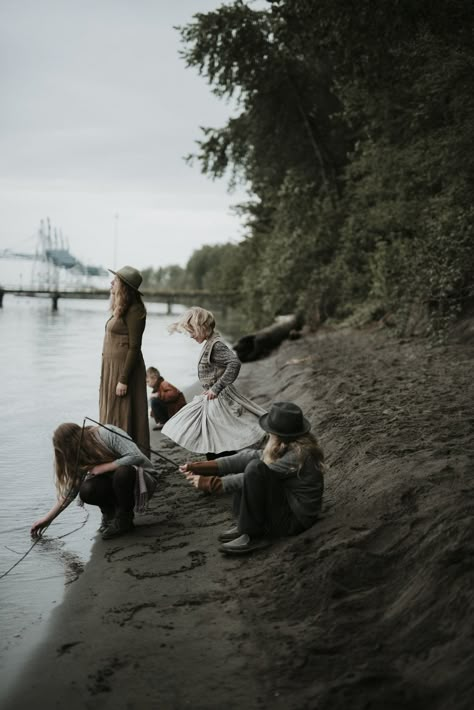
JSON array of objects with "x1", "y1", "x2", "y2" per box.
[{"x1": 161, "y1": 307, "x2": 266, "y2": 456}]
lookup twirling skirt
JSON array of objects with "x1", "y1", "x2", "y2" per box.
[{"x1": 161, "y1": 385, "x2": 266, "y2": 454}]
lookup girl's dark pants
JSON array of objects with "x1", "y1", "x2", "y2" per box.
[
  {"x1": 79, "y1": 465, "x2": 135, "y2": 515},
  {"x1": 233, "y1": 459, "x2": 304, "y2": 539}
]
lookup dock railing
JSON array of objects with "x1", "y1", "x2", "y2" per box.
[{"x1": 0, "y1": 287, "x2": 237, "y2": 313}]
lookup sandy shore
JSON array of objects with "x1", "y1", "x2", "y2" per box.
[{"x1": 2, "y1": 324, "x2": 474, "y2": 710}]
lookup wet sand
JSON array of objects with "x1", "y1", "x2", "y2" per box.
[{"x1": 2, "y1": 324, "x2": 474, "y2": 710}]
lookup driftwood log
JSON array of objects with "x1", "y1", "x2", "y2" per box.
[{"x1": 233, "y1": 313, "x2": 304, "y2": 362}]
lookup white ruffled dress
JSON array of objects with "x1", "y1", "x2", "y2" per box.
[{"x1": 161, "y1": 335, "x2": 266, "y2": 454}]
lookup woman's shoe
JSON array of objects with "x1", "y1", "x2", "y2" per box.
[
  {"x1": 219, "y1": 534, "x2": 271, "y2": 555},
  {"x1": 217, "y1": 525, "x2": 240, "y2": 542},
  {"x1": 101, "y1": 513, "x2": 134, "y2": 540}
]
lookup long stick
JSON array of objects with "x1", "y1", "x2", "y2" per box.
[{"x1": 84, "y1": 417, "x2": 179, "y2": 466}]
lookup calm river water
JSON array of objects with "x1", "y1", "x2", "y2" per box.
[{"x1": 0, "y1": 294, "x2": 207, "y2": 693}]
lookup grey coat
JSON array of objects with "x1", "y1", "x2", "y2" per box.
[
  {"x1": 96, "y1": 424, "x2": 157, "y2": 480},
  {"x1": 216, "y1": 448, "x2": 324, "y2": 529},
  {"x1": 197, "y1": 334, "x2": 241, "y2": 396}
]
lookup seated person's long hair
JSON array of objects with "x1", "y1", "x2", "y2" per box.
[
  {"x1": 52, "y1": 423, "x2": 115, "y2": 497},
  {"x1": 262, "y1": 432, "x2": 325, "y2": 473}
]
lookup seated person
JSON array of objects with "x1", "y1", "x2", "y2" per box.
[
  {"x1": 146, "y1": 366, "x2": 186, "y2": 431},
  {"x1": 180, "y1": 401, "x2": 324, "y2": 555}
]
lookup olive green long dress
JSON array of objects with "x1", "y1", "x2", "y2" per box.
[{"x1": 99, "y1": 302, "x2": 150, "y2": 454}]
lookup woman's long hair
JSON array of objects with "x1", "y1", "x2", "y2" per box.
[
  {"x1": 110, "y1": 278, "x2": 146, "y2": 319},
  {"x1": 262, "y1": 432, "x2": 325, "y2": 472},
  {"x1": 53, "y1": 423, "x2": 116, "y2": 497}
]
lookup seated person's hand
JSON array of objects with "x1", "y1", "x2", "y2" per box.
[
  {"x1": 185, "y1": 473, "x2": 200, "y2": 488},
  {"x1": 179, "y1": 463, "x2": 191, "y2": 473}
]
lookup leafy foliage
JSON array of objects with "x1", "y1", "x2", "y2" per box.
[{"x1": 158, "y1": 0, "x2": 474, "y2": 333}]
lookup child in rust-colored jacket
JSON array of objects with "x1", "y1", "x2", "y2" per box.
[{"x1": 146, "y1": 366, "x2": 186, "y2": 430}]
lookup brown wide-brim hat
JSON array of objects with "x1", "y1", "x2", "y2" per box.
[
  {"x1": 259, "y1": 401, "x2": 311, "y2": 438},
  {"x1": 108, "y1": 265, "x2": 144, "y2": 295}
]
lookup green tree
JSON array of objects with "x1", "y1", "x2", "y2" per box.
[{"x1": 179, "y1": 0, "x2": 474, "y2": 331}]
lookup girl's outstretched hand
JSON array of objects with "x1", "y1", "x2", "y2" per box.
[
  {"x1": 179, "y1": 463, "x2": 190, "y2": 473},
  {"x1": 30, "y1": 517, "x2": 51, "y2": 538}
]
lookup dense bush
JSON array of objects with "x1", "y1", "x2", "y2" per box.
[{"x1": 149, "y1": 0, "x2": 474, "y2": 334}]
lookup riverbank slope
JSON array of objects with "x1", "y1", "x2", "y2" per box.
[{"x1": 3, "y1": 324, "x2": 473, "y2": 710}]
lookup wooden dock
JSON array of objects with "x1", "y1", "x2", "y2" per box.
[{"x1": 0, "y1": 288, "x2": 236, "y2": 313}]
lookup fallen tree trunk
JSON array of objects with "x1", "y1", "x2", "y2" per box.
[{"x1": 233, "y1": 313, "x2": 304, "y2": 362}]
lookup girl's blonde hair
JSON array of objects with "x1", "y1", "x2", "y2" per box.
[
  {"x1": 110, "y1": 277, "x2": 146, "y2": 319},
  {"x1": 168, "y1": 306, "x2": 216, "y2": 339},
  {"x1": 53, "y1": 423, "x2": 116, "y2": 497},
  {"x1": 262, "y1": 432, "x2": 325, "y2": 472}
]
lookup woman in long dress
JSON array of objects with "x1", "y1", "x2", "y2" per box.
[
  {"x1": 99, "y1": 265, "x2": 149, "y2": 454},
  {"x1": 161, "y1": 306, "x2": 266, "y2": 456}
]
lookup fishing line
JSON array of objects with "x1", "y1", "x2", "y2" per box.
[
  {"x1": 83, "y1": 417, "x2": 180, "y2": 466},
  {"x1": 2, "y1": 508, "x2": 90, "y2": 555},
  {"x1": 57, "y1": 509, "x2": 90, "y2": 539},
  {"x1": 0, "y1": 540, "x2": 41, "y2": 580}
]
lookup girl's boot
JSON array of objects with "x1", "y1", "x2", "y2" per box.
[{"x1": 101, "y1": 512, "x2": 134, "y2": 540}]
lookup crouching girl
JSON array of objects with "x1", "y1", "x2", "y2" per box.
[{"x1": 31, "y1": 422, "x2": 158, "y2": 541}]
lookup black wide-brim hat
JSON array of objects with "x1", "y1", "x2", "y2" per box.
[
  {"x1": 108, "y1": 265, "x2": 144, "y2": 295},
  {"x1": 259, "y1": 401, "x2": 311, "y2": 438}
]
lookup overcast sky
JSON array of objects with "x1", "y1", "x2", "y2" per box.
[{"x1": 0, "y1": 0, "x2": 248, "y2": 271}]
